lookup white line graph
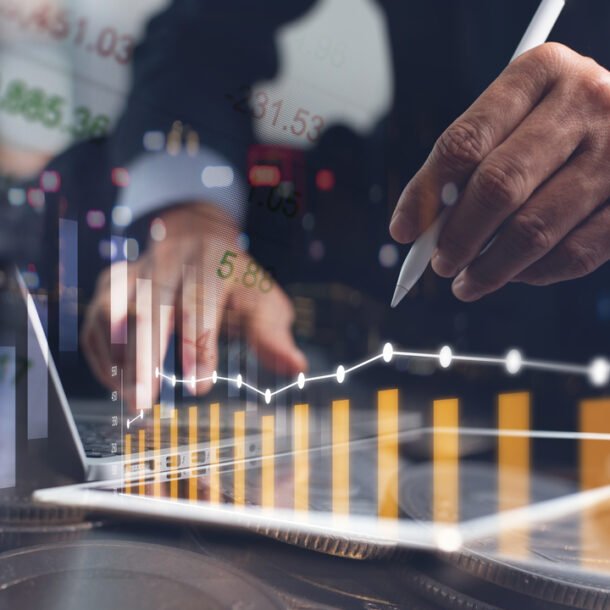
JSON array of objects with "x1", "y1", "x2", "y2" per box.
[
  {"x1": 126, "y1": 409, "x2": 144, "y2": 429},
  {"x1": 156, "y1": 343, "x2": 610, "y2": 405}
]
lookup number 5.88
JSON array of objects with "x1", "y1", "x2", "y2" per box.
[
  {"x1": 242, "y1": 260, "x2": 274, "y2": 293},
  {"x1": 217, "y1": 251, "x2": 274, "y2": 293}
]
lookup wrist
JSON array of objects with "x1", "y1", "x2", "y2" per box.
[{"x1": 156, "y1": 201, "x2": 240, "y2": 242}]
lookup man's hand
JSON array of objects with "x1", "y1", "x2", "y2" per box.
[
  {"x1": 81, "y1": 203, "x2": 307, "y2": 410},
  {"x1": 390, "y1": 43, "x2": 610, "y2": 301}
]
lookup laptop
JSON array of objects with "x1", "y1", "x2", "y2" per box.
[
  {"x1": 5, "y1": 269, "x2": 286, "y2": 488},
  {"x1": 12, "y1": 267, "x2": 421, "y2": 489}
]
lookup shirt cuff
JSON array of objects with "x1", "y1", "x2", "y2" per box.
[{"x1": 117, "y1": 148, "x2": 247, "y2": 226}]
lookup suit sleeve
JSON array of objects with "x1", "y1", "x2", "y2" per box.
[{"x1": 108, "y1": 0, "x2": 315, "y2": 224}]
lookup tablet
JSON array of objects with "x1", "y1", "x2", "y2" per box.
[{"x1": 34, "y1": 425, "x2": 610, "y2": 570}]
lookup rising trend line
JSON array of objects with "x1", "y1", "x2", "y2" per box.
[
  {"x1": 156, "y1": 344, "x2": 610, "y2": 404},
  {"x1": 126, "y1": 409, "x2": 144, "y2": 429}
]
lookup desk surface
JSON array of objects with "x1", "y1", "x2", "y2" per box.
[{"x1": 1, "y1": 514, "x2": 609, "y2": 610}]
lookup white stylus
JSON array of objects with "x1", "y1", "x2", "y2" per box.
[{"x1": 391, "y1": 0, "x2": 566, "y2": 308}]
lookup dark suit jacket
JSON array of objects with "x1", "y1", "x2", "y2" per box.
[{"x1": 46, "y1": 1, "x2": 610, "y2": 400}]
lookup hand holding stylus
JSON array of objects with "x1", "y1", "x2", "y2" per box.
[
  {"x1": 390, "y1": 3, "x2": 610, "y2": 304},
  {"x1": 391, "y1": 41, "x2": 610, "y2": 303}
]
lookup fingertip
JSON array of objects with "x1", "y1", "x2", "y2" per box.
[
  {"x1": 452, "y1": 275, "x2": 479, "y2": 302},
  {"x1": 194, "y1": 379, "x2": 214, "y2": 396},
  {"x1": 291, "y1": 348, "x2": 308, "y2": 375},
  {"x1": 389, "y1": 212, "x2": 415, "y2": 244},
  {"x1": 431, "y1": 251, "x2": 458, "y2": 278}
]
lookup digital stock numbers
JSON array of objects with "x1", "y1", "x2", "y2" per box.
[
  {"x1": 226, "y1": 85, "x2": 325, "y2": 143},
  {"x1": 248, "y1": 185, "x2": 301, "y2": 219},
  {"x1": 217, "y1": 251, "x2": 275, "y2": 294},
  {"x1": 0, "y1": 77, "x2": 110, "y2": 140},
  {"x1": 0, "y1": 1, "x2": 134, "y2": 66}
]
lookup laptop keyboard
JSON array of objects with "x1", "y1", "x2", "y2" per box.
[{"x1": 77, "y1": 419, "x2": 253, "y2": 459}]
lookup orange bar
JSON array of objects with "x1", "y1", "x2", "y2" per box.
[
  {"x1": 210, "y1": 403, "x2": 220, "y2": 504},
  {"x1": 332, "y1": 399, "x2": 350, "y2": 515},
  {"x1": 262, "y1": 415, "x2": 275, "y2": 508},
  {"x1": 153, "y1": 404, "x2": 161, "y2": 497},
  {"x1": 581, "y1": 398, "x2": 610, "y2": 571},
  {"x1": 170, "y1": 408, "x2": 178, "y2": 500},
  {"x1": 124, "y1": 433, "x2": 132, "y2": 494},
  {"x1": 378, "y1": 390, "x2": 399, "y2": 519},
  {"x1": 189, "y1": 406, "x2": 198, "y2": 502},
  {"x1": 433, "y1": 399, "x2": 459, "y2": 524},
  {"x1": 138, "y1": 429, "x2": 146, "y2": 496},
  {"x1": 498, "y1": 392, "x2": 530, "y2": 557},
  {"x1": 294, "y1": 404, "x2": 309, "y2": 511},
  {"x1": 234, "y1": 411, "x2": 246, "y2": 507}
]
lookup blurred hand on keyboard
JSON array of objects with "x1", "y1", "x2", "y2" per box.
[{"x1": 81, "y1": 203, "x2": 307, "y2": 411}]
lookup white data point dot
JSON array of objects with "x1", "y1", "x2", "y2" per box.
[
  {"x1": 439, "y1": 346, "x2": 453, "y2": 369},
  {"x1": 505, "y1": 349, "x2": 523, "y2": 375},
  {"x1": 171, "y1": 374, "x2": 176, "y2": 387},
  {"x1": 155, "y1": 367, "x2": 159, "y2": 379},
  {"x1": 382, "y1": 342, "x2": 394, "y2": 363},
  {"x1": 212, "y1": 370, "x2": 218, "y2": 384},
  {"x1": 336, "y1": 365, "x2": 346, "y2": 384},
  {"x1": 297, "y1": 372, "x2": 305, "y2": 390},
  {"x1": 236, "y1": 374, "x2": 243, "y2": 389},
  {"x1": 589, "y1": 358, "x2": 610, "y2": 387},
  {"x1": 436, "y1": 527, "x2": 462, "y2": 553},
  {"x1": 265, "y1": 389, "x2": 271, "y2": 404}
]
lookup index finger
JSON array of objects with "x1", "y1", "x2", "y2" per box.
[{"x1": 390, "y1": 44, "x2": 567, "y2": 244}]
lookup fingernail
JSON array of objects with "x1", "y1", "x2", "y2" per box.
[
  {"x1": 390, "y1": 217, "x2": 413, "y2": 243},
  {"x1": 389, "y1": 213, "x2": 400, "y2": 234},
  {"x1": 186, "y1": 367, "x2": 198, "y2": 394},
  {"x1": 431, "y1": 252, "x2": 456, "y2": 277},
  {"x1": 294, "y1": 348, "x2": 307, "y2": 369},
  {"x1": 452, "y1": 273, "x2": 473, "y2": 301}
]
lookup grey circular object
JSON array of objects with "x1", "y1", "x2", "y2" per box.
[
  {"x1": 401, "y1": 463, "x2": 610, "y2": 608},
  {"x1": 254, "y1": 451, "x2": 409, "y2": 560},
  {"x1": 0, "y1": 497, "x2": 99, "y2": 550},
  {"x1": 0, "y1": 497, "x2": 88, "y2": 526},
  {"x1": 0, "y1": 540, "x2": 285, "y2": 610},
  {"x1": 399, "y1": 568, "x2": 502, "y2": 610},
  {"x1": 252, "y1": 524, "x2": 406, "y2": 561}
]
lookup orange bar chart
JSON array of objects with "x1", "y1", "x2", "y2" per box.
[
  {"x1": 293, "y1": 404, "x2": 309, "y2": 511},
  {"x1": 580, "y1": 398, "x2": 610, "y2": 571},
  {"x1": 124, "y1": 433, "x2": 132, "y2": 494},
  {"x1": 234, "y1": 411, "x2": 246, "y2": 507},
  {"x1": 262, "y1": 415, "x2": 275, "y2": 509},
  {"x1": 332, "y1": 399, "x2": 350, "y2": 515},
  {"x1": 170, "y1": 408, "x2": 178, "y2": 500},
  {"x1": 153, "y1": 404, "x2": 161, "y2": 497},
  {"x1": 497, "y1": 392, "x2": 531, "y2": 557},
  {"x1": 378, "y1": 390, "x2": 399, "y2": 519},
  {"x1": 189, "y1": 406, "x2": 198, "y2": 502},
  {"x1": 210, "y1": 403, "x2": 220, "y2": 504},
  {"x1": 433, "y1": 398, "x2": 459, "y2": 524}
]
